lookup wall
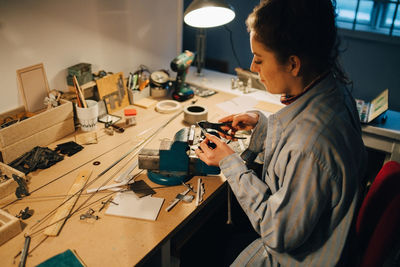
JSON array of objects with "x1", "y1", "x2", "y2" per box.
[
  {"x1": 0, "y1": 0, "x2": 182, "y2": 112},
  {"x1": 339, "y1": 33, "x2": 400, "y2": 111},
  {"x1": 182, "y1": 0, "x2": 400, "y2": 112}
]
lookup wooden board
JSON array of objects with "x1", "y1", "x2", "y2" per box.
[
  {"x1": 16, "y1": 63, "x2": 50, "y2": 113},
  {"x1": 44, "y1": 170, "x2": 91, "y2": 236},
  {"x1": 96, "y1": 72, "x2": 130, "y2": 114},
  {"x1": 133, "y1": 97, "x2": 158, "y2": 109}
]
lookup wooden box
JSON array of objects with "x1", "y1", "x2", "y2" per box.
[
  {"x1": 0, "y1": 100, "x2": 75, "y2": 164},
  {"x1": 0, "y1": 208, "x2": 22, "y2": 246}
]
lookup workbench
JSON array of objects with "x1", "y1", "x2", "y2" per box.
[
  {"x1": 0, "y1": 82, "x2": 279, "y2": 267},
  {"x1": 2, "y1": 67, "x2": 397, "y2": 266}
]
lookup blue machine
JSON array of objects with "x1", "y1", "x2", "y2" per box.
[{"x1": 138, "y1": 127, "x2": 220, "y2": 185}]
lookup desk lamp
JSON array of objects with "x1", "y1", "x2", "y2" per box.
[{"x1": 184, "y1": 0, "x2": 235, "y2": 76}]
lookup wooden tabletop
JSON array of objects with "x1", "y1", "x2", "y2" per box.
[{"x1": 0, "y1": 91, "x2": 241, "y2": 266}]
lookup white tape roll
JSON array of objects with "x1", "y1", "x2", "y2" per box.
[
  {"x1": 184, "y1": 105, "x2": 208, "y2": 125},
  {"x1": 156, "y1": 100, "x2": 181, "y2": 114}
]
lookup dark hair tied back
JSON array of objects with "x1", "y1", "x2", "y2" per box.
[{"x1": 247, "y1": 0, "x2": 349, "y2": 84}]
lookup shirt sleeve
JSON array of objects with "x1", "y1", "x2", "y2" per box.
[
  {"x1": 220, "y1": 149, "x2": 335, "y2": 253},
  {"x1": 240, "y1": 111, "x2": 269, "y2": 164}
]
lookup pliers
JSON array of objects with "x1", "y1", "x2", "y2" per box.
[{"x1": 197, "y1": 120, "x2": 246, "y2": 139}]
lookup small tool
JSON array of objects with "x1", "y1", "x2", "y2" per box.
[
  {"x1": 195, "y1": 178, "x2": 205, "y2": 206},
  {"x1": 166, "y1": 188, "x2": 191, "y2": 212},
  {"x1": 110, "y1": 124, "x2": 125, "y2": 133},
  {"x1": 80, "y1": 208, "x2": 99, "y2": 220},
  {"x1": 170, "y1": 50, "x2": 195, "y2": 102},
  {"x1": 197, "y1": 125, "x2": 217, "y2": 149},
  {"x1": 12, "y1": 174, "x2": 30, "y2": 199},
  {"x1": 182, "y1": 181, "x2": 196, "y2": 193},
  {"x1": 197, "y1": 120, "x2": 247, "y2": 139},
  {"x1": 16, "y1": 207, "x2": 33, "y2": 220},
  {"x1": 99, "y1": 197, "x2": 118, "y2": 212}
]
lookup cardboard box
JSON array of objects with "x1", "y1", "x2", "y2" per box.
[{"x1": 0, "y1": 100, "x2": 75, "y2": 164}]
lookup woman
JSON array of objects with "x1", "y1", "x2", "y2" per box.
[{"x1": 195, "y1": 0, "x2": 366, "y2": 266}]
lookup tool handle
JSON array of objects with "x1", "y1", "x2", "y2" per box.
[
  {"x1": 19, "y1": 236, "x2": 31, "y2": 267},
  {"x1": 166, "y1": 198, "x2": 180, "y2": 212},
  {"x1": 111, "y1": 124, "x2": 125, "y2": 133},
  {"x1": 166, "y1": 188, "x2": 191, "y2": 212}
]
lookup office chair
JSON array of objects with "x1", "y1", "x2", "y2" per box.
[{"x1": 355, "y1": 160, "x2": 400, "y2": 267}]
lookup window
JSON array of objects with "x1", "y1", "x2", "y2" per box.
[{"x1": 336, "y1": 0, "x2": 400, "y2": 37}]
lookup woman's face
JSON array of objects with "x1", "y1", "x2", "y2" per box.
[{"x1": 250, "y1": 33, "x2": 292, "y2": 95}]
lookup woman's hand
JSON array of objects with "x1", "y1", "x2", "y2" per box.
[
  {"x1": 195, "y1": 134, "x2": 235, "y2": 166},
  {"x1": 218, "y1": 112, "x2": 259, "y2": 140}
]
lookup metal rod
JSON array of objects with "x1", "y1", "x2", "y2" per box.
[
  {"x1": 195, "y1": 28, "x2": 206, "y2": 76},
  {"x1": 353, "y1": 0, "x2": 361, "y2": 30},
  {"x1": 226, "y1": 185, "x2": 233, "y2": 225},
  {"x1": 390, "y1": 0, "x2": 399, "y2": 36},
  {"x1": 18, "y1": 235, "x2": 31, "y2": 267},
  {"x1": 28, "y1": 109, "x2": 185, "y2": 236}
]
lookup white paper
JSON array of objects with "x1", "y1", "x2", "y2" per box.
[
  {"x1": 105, "y1": 192, "x2": 164, "y2": 221},
  {"x1": 216, "y1": 95, "x2": 259, "y2": 114}
]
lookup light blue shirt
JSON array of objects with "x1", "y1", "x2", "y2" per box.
[{"x1": 220, "y1": 74, "x2": 366, "y2": 266}]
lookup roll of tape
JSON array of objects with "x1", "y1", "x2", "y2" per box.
[
  {"x1": 151, "y1": 87, "x2": 168, "y2": 98},
  {"x1": 183, "y1": 105, "x2": 208, "y2": 125},
  {"x1": 156, "y1": 100, "x2": 181, "y2": 114}
]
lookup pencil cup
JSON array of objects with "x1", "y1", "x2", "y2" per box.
[{"x1": 76, "y1": 100, "x2": 98, "y2": 131}]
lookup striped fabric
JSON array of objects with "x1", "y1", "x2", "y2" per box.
[{"x1": 220, "y1": 73, "x2": 367, "y2": 266}]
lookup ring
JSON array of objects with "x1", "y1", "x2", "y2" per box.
[{"x1": 155, "y1": 100, "x2": 181, "y2": 114}]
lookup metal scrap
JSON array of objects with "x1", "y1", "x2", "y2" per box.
[
  {"x1": 12, "y1": 174, "x2": 30, "y2": 199},
  {"x1": 9, "y1": 146, "x2": 64, "y2": 174},
  {"x1": 80, "y1": 208, "x2": 99, "y2": 220}
]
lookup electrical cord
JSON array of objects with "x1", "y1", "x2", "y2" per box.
[{"x1": 224, "y1": 25, "x2": 242, "y2": 69}]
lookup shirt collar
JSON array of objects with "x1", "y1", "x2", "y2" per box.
[{"x1": 272, "y1": 72, "x2": 337, "y2": 130}]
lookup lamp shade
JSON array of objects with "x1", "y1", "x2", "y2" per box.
[{"x1": 184, "y1": 0, "x2": 235, "y2": 28}]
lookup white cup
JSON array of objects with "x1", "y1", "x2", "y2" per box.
[{"x1": 76, "y1": 100, "x2": 98, "y2": 131}]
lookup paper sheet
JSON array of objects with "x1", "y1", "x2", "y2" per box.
[
  {"x1": 216, "y1": 95, "x2": 259, "y2": 114},
  {"x1": 216, "y1": 95, "x2": 273, "y2": 117},
  {"x1": 105, "y1": 192, "x2": 164, "y2": 221}
]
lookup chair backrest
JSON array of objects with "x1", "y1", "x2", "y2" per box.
[{"x1": 356, "y1": 160, "x2": 400, "y2": 267}]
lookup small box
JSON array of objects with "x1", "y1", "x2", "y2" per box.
[
  {"x1": 67, "y1": 63, "x2": 93, "y2": 86},
  {"x1": 127, "y1": 86, "x2": 150, "y2": 105},
  {"x1": 0, "y1": 100, "x2": 75, "y2": 164},
  {"x1": 124, "y1": 108, "x2": 137, "y2": 126}
]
